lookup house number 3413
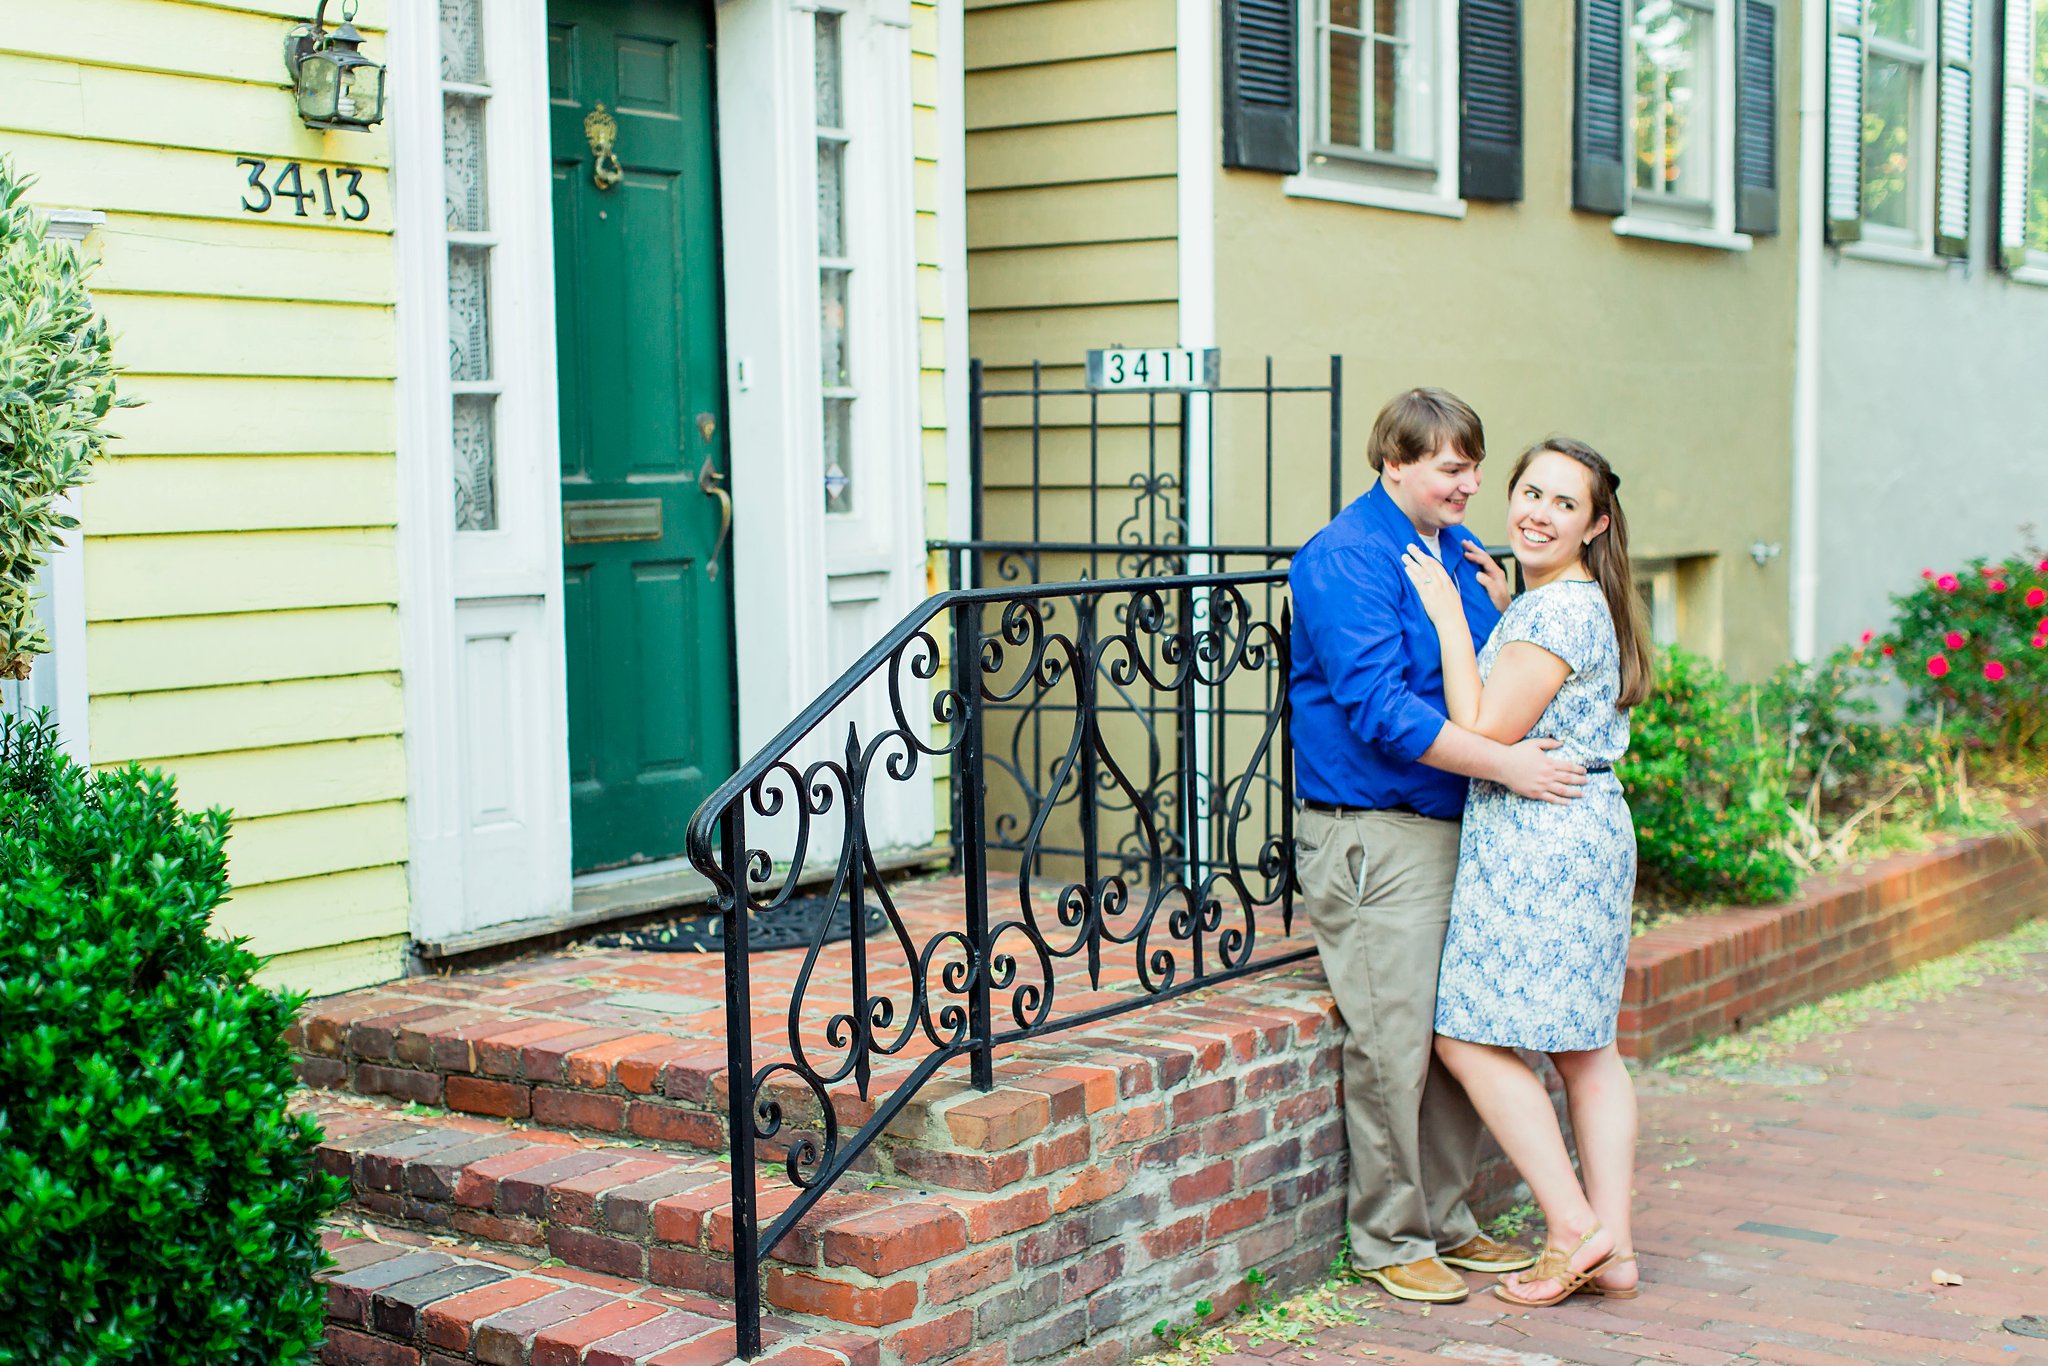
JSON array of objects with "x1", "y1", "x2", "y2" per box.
[{"x1": 236, "y1": 157, "x2": 371, "y2": 221}]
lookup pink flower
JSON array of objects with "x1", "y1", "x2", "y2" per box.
[
  {"x1": 1937, "y1": 575, "x2": 1960, "y2": 592},
  {"x1": 2040, "y1": 616, "x2": 2048, "y2": 633},
  {"x1": 2038, "y1": 557, "x2": 2048, "y2": 572},
  {"x1": 1882, "y1": 644, "x2": 1896, "y2": 657},
  {"x1": 1990, "y1": 579, "x2": 2009, "y2": 593},
  {"x1": 1980, "y1": 565, "x2": 2003, "y2": 576},
  {"x1": 1859, "y1": 629, "x2": 1875, "y2": 645},
  {"x1": 1944, "y1": 630, "x2": 1967, "y2": 650},
  {"x1": 1927, "y1": 655, "x2": 1950, "y2": 678},
  {"x1": 2029, "y1": 587, "x2": 2047, "y2": 608},
  {"x1": 1922, "y1": 568, "x2": 1937, "y2": 579},
  {"x1": 2034, "y1": 635, "x2": 2047, "y2": 650},
  {"x1": 1984, "y1": 661, "x2": 2008, "y2": 682}
]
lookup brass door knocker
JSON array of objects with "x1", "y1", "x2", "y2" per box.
[{"x1": 583, "y1": 104, "x2": 623, "y2": 189}]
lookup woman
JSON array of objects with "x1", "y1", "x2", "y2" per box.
[{"x1": 1399, "y1": 436, "x2": 1653, "y2": 1308}]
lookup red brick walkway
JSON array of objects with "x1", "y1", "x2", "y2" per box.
[{"x1": 1163, "y1": 947, "x2": 2048, "y2": 1366}]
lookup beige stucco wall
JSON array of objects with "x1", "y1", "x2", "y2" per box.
[{"x1": 1212, "y1": 0, "x2": 1803, "y2": 680}]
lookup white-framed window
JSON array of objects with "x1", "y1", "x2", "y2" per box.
[
  {"x1": 2021, "y1": 0, "x2": 2048, "y2": 266},
  {"x1": 1622, "y1": 0, "x2": 1739, "y2": 232},
  {"x1": 441, "y1": 0, "x2": 501, "y2": 532},
  {"x1": 1858, "y1": 0, "x2": 1936, "y2": 243},
  {"x1": 815, "y1": 7, "x2": 856, "y2": 515},
  {"x1": 1294, "y1": 0, "x2": 1463, "y2": 210}
]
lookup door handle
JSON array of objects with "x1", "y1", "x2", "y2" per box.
[
  {"x1": 699, "y1": 459, "x2": 732, "y2": 580},
  {"x1": 584, "y1": 104, "x2": 624, "y2": 190}
]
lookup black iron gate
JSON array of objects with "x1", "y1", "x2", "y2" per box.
[{"x1": 933, "y1": 355, "x2": 1345, "y2": 898}]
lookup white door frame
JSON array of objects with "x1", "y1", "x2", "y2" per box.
[{"x1": 393, "y1": 0, "x2": 935, "y2": 950}]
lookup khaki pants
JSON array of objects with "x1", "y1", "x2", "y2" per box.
[{"x1": 1296, "y1": 805, "x2": 1484, "y2": 1269}]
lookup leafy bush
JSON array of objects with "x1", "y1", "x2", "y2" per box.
[
  {"x1": 0, "y1": 156, "x2": 127, "y2": 680},
  {"x1": 1885, "y1": 549, "x2": 2048, "y2": 753},
  {"x1": 1621, "y1": 647, "x2": 1799, "y2": 905},
  {"x1": 0, "y1": 712, "x2": 343, "y2": 1366}
]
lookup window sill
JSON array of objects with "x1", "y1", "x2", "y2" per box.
[
  {"x1": 1281, "y1": 175, "x2": 1467, "y2": 220},
  {"x1": 2008, "y1": 263, "x2": 2048, "y2": 287},
  {"x1": 1611, "y1": 216, "x2": 1752, "y2": 252},
  {"x1": 1837, "y1": 239, "x2": 1945, "y2": 270}
]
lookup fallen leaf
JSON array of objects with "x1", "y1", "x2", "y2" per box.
[{"x1": 1932, "y1": 1269, "x2": 1964, "y2": 1287}]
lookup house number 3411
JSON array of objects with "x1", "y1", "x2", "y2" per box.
[{"x1": 236, "y1": 157, "x2": 371, "y2": 221}]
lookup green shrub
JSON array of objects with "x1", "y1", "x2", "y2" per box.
[
  {"x1": 1622, "y1": 647, "x2": 1799, "y2": 905},
  {"x1": 1885, "y1": 549, "x2": 2048, "y2": 753},
  {"x1": 0, "y1": 156, "x2": 127, "y2": 680},
  {"x1": 0, "y1": 712, "x2": 343, "y2": 1366}
]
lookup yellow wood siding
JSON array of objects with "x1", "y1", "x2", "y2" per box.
[
  {"x1": 1, "y1": 0, "x2": 406, "y2": 993},
  {"x1": 914, "y1": 0, "x2": 959, "y2": 836}
]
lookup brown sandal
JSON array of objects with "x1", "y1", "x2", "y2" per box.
[
  {"x1": 1491, "y1": 1224, "x2": 1617, "y2": 1308},
  {"x1": 1581, "y1": 1253, "x2": 1640, "y2": 1299}
]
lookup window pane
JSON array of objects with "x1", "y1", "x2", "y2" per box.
[
  {"x1": 817, "y1": 140, "x2": 846, "y2": 258},
  {"x1": 815, "y1": 12, "x2": 844, "y2": 128},
  {"x1": 444, "y1": 94, "x2": 489, "y2": 231},
  {"x1": 440, "y1": 0, "x2": 485, "y2": 83},
  {"x1": 448, "y1": 246, "x2": 491, "y2": 382},
  {"x1": 1867, "y1": 0, "x2": 1919, "y2": 46},
  {"x1": 1861, "y1": 53, "x2": 1915, "y2": 230},
  {"x1": 1632, "y1": 0, "x2": 1711, "y2": 198},
  {"x1": 2035, "y1": 2, "x2": 2048, "y2": 86},
  {"x1": 820, "y1": 267, "x2": 850, "y2": 388},
  {"x1": 1326, "y1": 27, "x2": 1365, "y2": 147},
  {"x1": 823, "y1": 398, "x2": 853, "y2": 513},
  {"x1": 2029, "y1": 97, "x2": 2048, "y2": 253},
  {"x1": 453, "y1": 394, "x2": 497, "y2": 532}
]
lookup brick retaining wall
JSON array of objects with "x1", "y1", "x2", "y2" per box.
[{"x1": 1618, "y1": 801, "x2": 2048, "y2": 1060}]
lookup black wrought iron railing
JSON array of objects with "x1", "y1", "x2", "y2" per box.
[{"x1": 684, "y1": 571, "x2": 1309, "y2": 1356}]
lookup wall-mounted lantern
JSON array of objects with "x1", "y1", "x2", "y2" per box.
[{"x1": 283, "y1": 0, "x2": 386, "y2": 132}]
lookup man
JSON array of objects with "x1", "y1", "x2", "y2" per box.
[{"x1": 1288, "y1": 388, "x2": 1586, "y2": 1303}]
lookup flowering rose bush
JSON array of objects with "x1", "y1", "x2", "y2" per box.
[{"x1": 1889, "y1": 549, "x2": 2048, "y2": 752}]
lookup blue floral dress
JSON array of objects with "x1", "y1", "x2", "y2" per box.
[{"x1": 1434, "y1": 580, "x2": 1637, "y2": 1052}]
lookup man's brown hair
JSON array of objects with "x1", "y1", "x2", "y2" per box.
[{"x1": 1366, "y1": 387, "x2": 1486, "y2": 472}]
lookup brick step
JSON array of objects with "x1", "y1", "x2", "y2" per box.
[
  {"x1": 305, "y1": 1093, "x2": 1112, "y2": 1316},
  {"x1": 317, "y1": 1220, "x2": 878, "y2": 1366}
]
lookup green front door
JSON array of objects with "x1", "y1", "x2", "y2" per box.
[{"x1": 550, "y1": 0, "x2": 734, "y2": 873}]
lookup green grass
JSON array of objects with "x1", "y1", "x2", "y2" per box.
[{"x1": 1660, "y1": 914, "x2": 2048, "y2": 1078}]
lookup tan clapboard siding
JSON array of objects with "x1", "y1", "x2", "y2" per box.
[
  {"x1": 971, "y1": 241, "x2": 1179, "y2": 309},
  {"x1": 84, "y1": 530, "x2": 400, "y2": 621},
  {"x1": 971, "y1": 302, "x2": 1179, "y2": 369},
  {"x1": 966, "y1": 115, "x2": 1177, "y2": 190},
  {"x1": 89, "y1": 674, "x2": 405, "y2": 765},
  {"x1": 4, "y1": 132, "x2": 392, "y2": 233},
  {"x1": 0, "y1": 53, "x2": 391, "y2": 168},
  {"x1": 87, "y1": 607, "x2": 402, "y2": 694},
  {"x1": 93, "y1": 292, "x2": 396, "y2": 379},
  {"x1": 160, "y1": 737, "x2": 408, "y2": 821},
  {"x1": 966, "y1": 52, "x2": 1176, "y2": 130},
  {"x1": 84, "y1": 454, "x2": 398, "y2": 536},
  {"x1": 85, "y1": 216, "x2": 396, "y2": 305},
  {"x1": 965, "y1": 0, "x2": 1175, "y2": 68},
  {"x1": 111, "y1": 376, "x2": 396, "y2": 456},
  {"x1": 220, "y1": 866, "x2": 409, "y2": 960},
  {"x1": 967, "y1": 178, "x2": 1179, "y2": 248}
]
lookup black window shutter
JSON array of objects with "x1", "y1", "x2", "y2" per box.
[
  {"x1": 1222, "y1": 0, "x2": 1301, "y2": 173},
  {"x1": 1460, "y1": 0, "x2": 1524, "y2": 201},
  {"x1": 1735, "y1": 0, "x2": 1781, "y2": 234},
  {"x1": 1574, "y1": 0, "x2": 1628, "y2": 214}
]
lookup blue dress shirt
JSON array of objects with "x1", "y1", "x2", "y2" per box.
[{"x1": 1288, "y1": 481, "x2": 1504, "y2": 820}]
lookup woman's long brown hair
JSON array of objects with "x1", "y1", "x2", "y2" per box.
[{"x1": 1509, "y1": 437, "x2": 1654, "y2": 709}]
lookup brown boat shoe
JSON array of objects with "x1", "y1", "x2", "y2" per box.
[
  {"x1": 1440, "y1": 1232, "x2": 1540, "y2": 1274},
  {"x1": 1356, "y1": 1255, "x2": 1470, "y2": 1302}
]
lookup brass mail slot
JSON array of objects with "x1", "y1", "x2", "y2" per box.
[{"x1": 564, "y1": 498, "x2": 663, "y2": 543}]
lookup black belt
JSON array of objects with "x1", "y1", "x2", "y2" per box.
[{"x1": 1300, "y1": 799, "x2": 1424, "y2": 818}]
